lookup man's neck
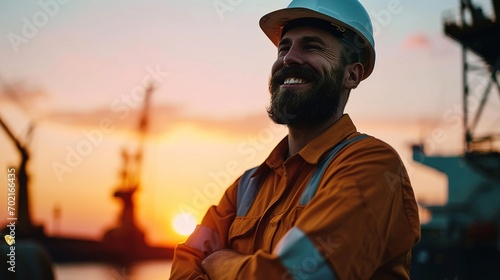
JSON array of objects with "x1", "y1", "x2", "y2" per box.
[{"x1": 287, "y1": 113, "x2": 343, "y2": 157}]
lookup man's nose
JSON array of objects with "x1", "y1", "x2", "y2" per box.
[{"x1": 283, "y1": 45, "x2": 304, "y2": 66}]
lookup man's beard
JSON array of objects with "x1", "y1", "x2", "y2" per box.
[{"x1": 267, "y1": 64, "x2": 345, "y2": 127}]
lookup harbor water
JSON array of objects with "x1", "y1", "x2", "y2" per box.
[{"x1": 54, "y1": 260, "x2": 172, "y2": 280}]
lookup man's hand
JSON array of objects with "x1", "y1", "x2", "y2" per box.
[{"x1": 201, "y1": 249, "x2": 246, "y2": 279}]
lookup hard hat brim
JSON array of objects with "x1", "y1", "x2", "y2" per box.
[{"x1": 259, "y1": 7, "x2": 375, "y2": 79}]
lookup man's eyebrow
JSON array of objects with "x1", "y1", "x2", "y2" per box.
[{"x1": 278, "y1": 38, "x2": 291, "y2": 47}]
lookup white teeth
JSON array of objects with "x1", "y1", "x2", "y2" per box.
[{"x1": 283, "y1": 77, "x2": 306, "y2": 85}]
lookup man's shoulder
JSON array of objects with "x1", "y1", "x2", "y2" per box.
[
  {"x1": 349, "y1": 133, "x2": 399, "y2": 152},
  {"x1": 340, "y1": 133, "x2": 405, "y2": 164}
]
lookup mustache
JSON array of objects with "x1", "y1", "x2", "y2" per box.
[{"x1": 270, "y1": 65, "x2": 319, "y2": 88}]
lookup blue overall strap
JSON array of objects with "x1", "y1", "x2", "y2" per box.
[
  {"x1": 300, "y1": 134, "x2": 369, "y2": 205},
  {"x1": 236, "y1": 166, "x2": 260, "y2": 217}
]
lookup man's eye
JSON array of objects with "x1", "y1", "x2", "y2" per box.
[
  {"x1": 278, "y1": 46, "x2": 290, "y2": 52},
  {"x1": 305, "y1": 45, "x2": 321, "y2": 51},
  {"x1": 278, "y1": 47, "x2": 289, "y2": 55}
]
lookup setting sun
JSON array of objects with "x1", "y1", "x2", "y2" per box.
[{"x1": 172, "y1": 213, "x2": 197, "y2": 236}]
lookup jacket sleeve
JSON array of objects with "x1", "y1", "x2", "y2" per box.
[
  {"x1": 204, "y1": 138, "x2": 420, "y2": 280},
  {"x1": 280, "y1": 139, "x2": 420, "y2": 279},
  {"x1": 169, "y1": 179, "x2": 240, "y2": 280}
]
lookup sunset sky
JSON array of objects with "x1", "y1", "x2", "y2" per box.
[{"x1": 1, "y1": 0, "x2": 499, "y2": 247}]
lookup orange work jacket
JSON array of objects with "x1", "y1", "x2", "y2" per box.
[{"x1": 170, "y1": 114, "x2": 420, "y2": 280}]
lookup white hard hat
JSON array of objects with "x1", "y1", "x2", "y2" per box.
[{"x1": 260, "y1": 0, "x2": 376, "y2": 79}]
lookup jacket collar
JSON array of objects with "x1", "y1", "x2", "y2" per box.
[{"x1": 263, "y1": 114, "x2": 358, "y2": 172}]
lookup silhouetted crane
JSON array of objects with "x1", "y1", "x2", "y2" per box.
[
  {"x1": 445, "y1": 0, "x2": 500, "y2": 152},
  {"x1": 411, "y1": 1, "x2": 500, "y2": 278},
  {"x1": 104, "y1": 83, "x2": 156, "y2": 255},
  {"x1": 0, "y1": 115, "x2": 43, "y2": 238}
]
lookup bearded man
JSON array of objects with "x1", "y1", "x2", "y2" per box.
[{"x1": 170, "y1": 1, "x2": 420, "y2": 279}]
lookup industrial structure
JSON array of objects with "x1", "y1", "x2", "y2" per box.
[
  {"x1": 0, "y1": 83, "x2": 173, "y2": 264},
  {"x1": 411, "y1": 0, "x2": 500, "y2": 278}
]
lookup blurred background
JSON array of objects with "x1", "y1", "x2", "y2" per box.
[{"x1": 0, "y1": 0, "x2": 499, "y2": 279}]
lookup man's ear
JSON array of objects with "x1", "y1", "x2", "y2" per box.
[{"x1": 344, "y1": 62, "x2": 364, "y2": 89}]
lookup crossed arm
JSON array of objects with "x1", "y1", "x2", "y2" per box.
[{"x1": 201, "y1": 249, "x2": 245, "y2": 279}]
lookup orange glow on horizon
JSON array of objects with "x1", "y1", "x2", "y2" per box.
[{"x1": 0, "y1": 118, "x2": 452, "y2": 248}]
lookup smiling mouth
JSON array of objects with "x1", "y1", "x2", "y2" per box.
[{"x1": 282, "y1": 77, "x2": 309, "y2": 85}]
